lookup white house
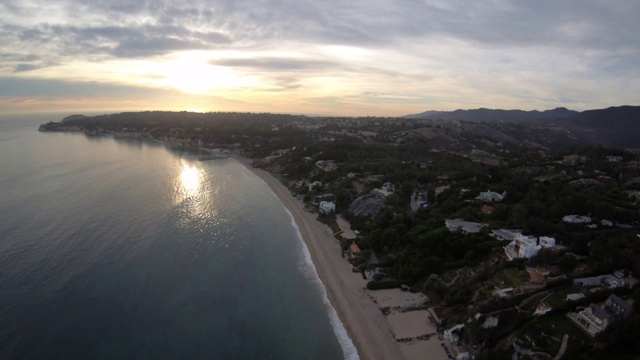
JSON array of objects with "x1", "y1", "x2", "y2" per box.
[
  {"x1": 539, "y1": 236, "x2": 555, "y2": 247},
  {"x1": 444, "y1": 324, "x2": 464, "y2": 343},
  {"x1": 570, "y1": 294, "x2": 632, "y2": 337},
  {"x1": 443, "y1": 324, "x2": 470, "y2": 360},
  {"x1": 477, "y1": 190, "x2": 506, "y2": 202},
  {"x1": 574, "y1": 304, "x2": 613, "y2": 336},
  {"x1": 319, "y1": 201, "x2": 336, "y2": 214},
  {"x1": 503, "y1": 235, "x2": 556, "y2": 260}
]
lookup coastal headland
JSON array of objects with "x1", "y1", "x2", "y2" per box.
[{"x1": 234, "y1": 155, "x2": 447, "y2": 360}]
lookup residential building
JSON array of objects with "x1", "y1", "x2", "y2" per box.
[
  {"x1": 570, "y1": 294, "x2": 633, "y2": 337},
  {"x1": 443, "y1": 324, "x2": 470, "y2": 360},
  {"x1": 348, "y1": 193, "x2": 385, "y2": 217},
  {"x1": 563, "y1": 215, "x2": 592, "y2": 224},
  {"x1": 503, "y1": 235, "x2": 555, "y2": 260},
  {"x1": 319, "y1": 201, "x2": 336, "y2": 214},
  {"x1": 308, "y1": 180, "x2": 323, "y2": 192},
  {"x1": 605, "y1": 294, "x2": 633, "y2": 320},
  {"x1": 445, "y1": 219, "x2": 488, "y2": 234},
  {"x1": 573, "y1": 304, "x2": 613, "y2": 336},
  {"x1": 480, "y1": 205, "x2": 494, "y2": 215},
  {"x1": 350, "y1": 241, "x2": 361, "y2": 257},
  {"x1": 566, "y1": 293, "x2": 586, "y2": 301},
  {"x1": 381, "y1": 182, "x2": 394, "y2": 193},
  {"x1": 491, "y1": 229, "x2": 523, "y2": 241},
  {"x1": 477, "y1": 190, "x2": 505, "y2": 202},
  {"x1": 573, "y1": 274, "x2": 626, "y2": 289},
  {"x1": 372, "y1": 182, "x2": 395, "y2": 197},
  {"x1": 435, "y1": 185, "x2": 450, "y2": 197}
]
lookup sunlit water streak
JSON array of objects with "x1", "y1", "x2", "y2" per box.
[{"x1": 0, "y1": 115, "x2": 348, "y2": 359}]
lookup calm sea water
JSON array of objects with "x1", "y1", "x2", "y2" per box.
[{"x1": 0, "y1": 114, "x2": 356, "y2": 360}]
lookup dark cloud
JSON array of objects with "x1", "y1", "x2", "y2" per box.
[
  {"x1": 3, "y1": 0, "x2": 639, "y2": 60},
  {"x1": 1, "y1": 22, "x2": 232, "y2": 59},
  {"x1": 1, "y1": 0, "x2": 639, "y2": 113},
  {"x1": 14, "y1": 64, "x2": 40, "y2": 72},
  {"x1": 0, "y1": 76, "x2": 135, "y2": 97},
  {"x1": 0, "y1": 76, "x2": 178, "y2": 99}
]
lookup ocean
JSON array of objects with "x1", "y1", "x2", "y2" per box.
[{"x1": 0, "y1": 114, "x2": 355, "y2": 359}]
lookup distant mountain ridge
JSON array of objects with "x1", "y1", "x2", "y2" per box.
[
  {"x1": 406, "y1": 105, "x2": 640, "y2": 148},
  {"x1": 405, "y1": 107, "x2": 578, "y2": 122}
]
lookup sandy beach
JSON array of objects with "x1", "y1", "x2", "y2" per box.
[{"x1": 236, "y1": 156, "x2": 447, "y2": 360}]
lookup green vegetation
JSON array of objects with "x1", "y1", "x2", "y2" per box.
[
  {"x1": 503, "y1": 268, "x2": 528, "y2": 286},
  {"x1": 544, "y1": 286, "x2": 586, "y2": 309},
  {"x1": 366, "y1": 280, "x2": 401, "y2": 290},
  {"x1": 521, "y1": 314, "x2": 591, "y2": 358}
]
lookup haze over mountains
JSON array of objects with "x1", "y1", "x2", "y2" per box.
[
  {"x1": 43, "y1": 105, "x2": 639, "y2": 151},
  {"x1": 406, "y1": 107, "x2": 578, "y2": 123},
  {"x1": 406, "y1": 105, "x2": 640, "y2": 149}
]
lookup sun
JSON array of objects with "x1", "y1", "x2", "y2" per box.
[{"x1": 154, "y1": 51, "x2": 254, "y2": 95}]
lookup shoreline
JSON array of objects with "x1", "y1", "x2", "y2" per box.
[
  {"x1": 233, "y1": 156, "x2": 405, "y2": 360},
  {"x1": 37, "y1": 128, "x2": 448, "y2": 359}
]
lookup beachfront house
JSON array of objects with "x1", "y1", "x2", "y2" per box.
[
  {"x1": 350, "y1": 241, "x2": 361, "y2": 257},
  {"x1": 319, "y1": 201, "x2": 336, "y2": 214},
  {"x1": 443, "y1": 324, "x2": 470, "y2": 360}
]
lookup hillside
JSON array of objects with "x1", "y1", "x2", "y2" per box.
[
  {"x1": 555, "y1": 106, "x2": 640, "y2": 148},
  {"x1": 405, "y1": 107, "x2": 577, "y2": 122},
  {"x1": 405, "y1": 106, "x2": 640, "y2": 149}
]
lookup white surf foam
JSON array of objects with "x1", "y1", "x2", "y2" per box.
[{"x1": 284, "y1": 208, "x2": 360, "y2": 360}]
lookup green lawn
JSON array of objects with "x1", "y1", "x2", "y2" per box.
[
  {"x1": 544, "y1": 286, "x2": 586, "y2": 309},
  {"x1": 504, "y1": 268, "x2": 528, "y2": 286},
  {"x1": 524, "y1": 313, "x2": 591, "y2": 357}
]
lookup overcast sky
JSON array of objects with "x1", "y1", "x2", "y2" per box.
[{"x1": 1, "y1": 0, "x2": 639, "y2": 116}]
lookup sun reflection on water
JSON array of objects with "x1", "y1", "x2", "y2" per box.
[
  {"x1": 173, "y1": 160, "x2": 207, "y2": 204},
  {"x1": 180, "y1": 163, "x2": 201, "y2": 196},
  {"x1": 172, "y1": 160, "x2": 220, "y2": 233}
]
